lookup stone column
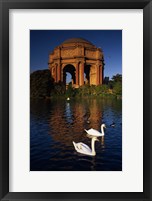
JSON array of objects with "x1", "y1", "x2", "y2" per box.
[
  {"x1": 102, "y1": 66, "x2": 104, "y2": 84},
  {"x1": 99, "y1": 65, "x2": 103, "y2": 84},
  {"x1": 56, "y1": 65, "x2": 58, "y2": 82},
  {"x1": 55, "y1": 65, "x2": 58, "y2": 82},
  {"x1": 58, "y1": 48, "x2": 61, "y2": 82},
  {"x1": 76, "y1": 63, "x2": 79, "y2": 86},
  {"x1": 79, "y1": 62, "x2": 84, "y2": 86},
  {"x1": 57, "y1": 65, "x2": 61, "y2": 82},
  {"x1": 96, "y1": 65, "x2": 99, "y2": 85},
  {"x1": 61, "y1": 64, "x2": 64, "y2": 82}
]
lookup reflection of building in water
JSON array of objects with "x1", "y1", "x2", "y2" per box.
[
  {"x1": 87, "y1": 99, "x2": 103, "y2": 130},
  {"x1": 49, "y1": 99, "x2": 102, "y2": 146},
  {"x1": 49, "y1": 102, "x2": 86, "y2": 146},
  {"x1": 48, "y1": 38, "x2": 104, "y2": 88}
]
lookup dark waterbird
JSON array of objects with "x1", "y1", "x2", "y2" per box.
[{"x1": 110, "y1": 122, "x2": 115, "y2": 128}]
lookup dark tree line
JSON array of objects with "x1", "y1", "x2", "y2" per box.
[
  {"x1": 30, "y1": 69, "x2": 54, "y2": 98},
  {"x1": 30, "y1": 69, "x2": 122, "y2": 99}
]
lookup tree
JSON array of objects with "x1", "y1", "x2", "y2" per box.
[
  {"x1": 66, "y1": 83, "x2": 75, "y2": 97},
  {"x1": 111, "y1": 74, "x2": 122, "y2": 83},
  {"x1": 53, "y1": 82, "x2": 66, "y2": 95},
  {"x1": 113, "y1": 82, "x2": 122, "y2": 95},
  {"x1": 30, "y1": 69, "x2": 54, "y2": 98},
  {"x1": 109, "y1": 74, "x2": 122, "y2": 96}
]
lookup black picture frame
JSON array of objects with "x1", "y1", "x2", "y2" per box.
[{"x1": 0, "y1": 0, "x2": 151, "y2": 200}]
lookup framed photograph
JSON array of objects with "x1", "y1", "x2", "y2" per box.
[{"x1": 0, "y1": 0, "x2": 151, "y2": 201}]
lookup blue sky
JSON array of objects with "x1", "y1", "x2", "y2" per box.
[{"x1": 30, "y1": 30, "x2": 122, "y2": 79}]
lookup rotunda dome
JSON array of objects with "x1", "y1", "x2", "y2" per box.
[{"x1": 61, "y1": 37, "x2": 94, "y2": 46}]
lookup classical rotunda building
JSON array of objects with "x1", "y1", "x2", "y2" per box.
[{"x1": 48, "y1": 38, "x2": 104, "y2": 88}]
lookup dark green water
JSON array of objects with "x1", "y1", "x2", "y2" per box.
[{"x1": 30, "y1": 97, "x2": 122, "y2": 171}]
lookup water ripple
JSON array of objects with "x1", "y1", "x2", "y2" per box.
[{"x1": 30, "y1": 98, "x2": 122, "y2": 171}]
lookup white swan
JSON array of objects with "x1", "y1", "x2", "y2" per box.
[
  {"x1": 84, "y1": 124, "x2": 106, "y2": 137},
  {"x1": 73, "y1": 137, "x2": 99, "y2": 156}
]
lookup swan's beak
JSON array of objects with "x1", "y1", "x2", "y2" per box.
[{"x1": 96, "y1": 138, "x2": 99, "y2": 142}]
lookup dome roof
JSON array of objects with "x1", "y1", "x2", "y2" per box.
[{"x1": 61, "y1": 37, "x2": 94, "y2": 45}]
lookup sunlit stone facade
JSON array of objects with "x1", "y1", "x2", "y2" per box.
[{"x1": 48, "y1": 38, "x2": 104, "y2": 88}]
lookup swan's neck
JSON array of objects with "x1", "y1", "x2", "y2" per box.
[
  {"x1": 91, "y1": 138, "x2": 96, "y2": 155},
  {"x1": 101, "y1": 125, "x2": 105, "y2": 136}
]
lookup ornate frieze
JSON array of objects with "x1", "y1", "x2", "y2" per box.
[
  {"x1": 61, "y1": 48, "x2": 76, "y2": 58},
  {"x1": 85, "y1": 50, "x2": 96, "y2": 58}
]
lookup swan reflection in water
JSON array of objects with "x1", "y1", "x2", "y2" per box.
[{"x1": 101, "y1": 136, "x2": 105, "y2": 146}]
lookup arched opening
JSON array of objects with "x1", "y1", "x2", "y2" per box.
[
  {"x1": 84, "y1": 65, "x2": 91, "y2": 85},
  {"x1": 63, "y1": 64, "x2": 76, "y2": 87},
  {"x1": 66, "y1": 72, "x2": 72, "y2": 84}
]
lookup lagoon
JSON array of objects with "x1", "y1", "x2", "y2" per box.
[{"x1": 30, "y1": 97, "x2": 122, "y2": 171}]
